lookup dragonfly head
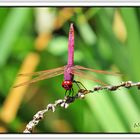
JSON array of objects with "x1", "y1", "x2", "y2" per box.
[{"x1": 62, "y1": 80, "x2": 73, "y2": 90}]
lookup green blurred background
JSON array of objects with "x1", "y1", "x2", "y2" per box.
[{"x1": 0, "y1": 7, "x2": 140, "y2": 133}]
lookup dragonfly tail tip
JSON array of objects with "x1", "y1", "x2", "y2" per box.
[{"x1": 70, "y1": 23, "x2": 74, "y2": 28}]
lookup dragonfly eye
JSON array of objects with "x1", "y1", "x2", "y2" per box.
[{"x1": 62, "y1": 81, "x2": 73, "y2": 90}]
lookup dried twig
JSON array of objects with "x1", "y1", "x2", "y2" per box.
[
  {"x1": 23, "y1": 96, "x2": 77, "y2": 133},
  {"x1": 23, "y1": 80, "x2": 140, "y2": 133}
]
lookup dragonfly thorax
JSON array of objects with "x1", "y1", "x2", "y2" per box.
[{"x1": 62, "y1": 80, "x2": 73, "y2": 90}]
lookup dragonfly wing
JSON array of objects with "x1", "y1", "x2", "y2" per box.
[
  {"x1": 74, "y1": 65, "x2": 121, "y2": 76},
  {"x1": 13, "y1": 69, "x2": 64, "y2": 88},
  {"x1": 71, "y1": 69, "x2": 107, "y2": 85},
  {"x1": 18, "y1": 66, "x2": 65, "y2": 77}
]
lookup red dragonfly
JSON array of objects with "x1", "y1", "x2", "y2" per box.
[{"x1": 14, "y1": 23, "x2": 119, "y2": 95}]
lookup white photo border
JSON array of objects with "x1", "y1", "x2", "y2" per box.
[
  {"x1": 0, "y1": 0, "x2": 140, "y2": 6},
  {"x1": 1, "y1": 134, "x2": 140, "y2": 139},
  {"x1": 0, "y1": 1, "x2": 140, "y2": 139}
]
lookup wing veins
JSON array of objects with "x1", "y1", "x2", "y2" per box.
[
  {"x1": 74, "y1": 65, "x2": 121, "y2": 76},
  {"x1": 13, "y1": 70, "x2": 64, "y2": 88},
  {"x1": 18, "y1": 66, "x2": 65, "y2": 77},
  {"x1": 72, "y1": 69, "x2": 107, "y2": 85}
]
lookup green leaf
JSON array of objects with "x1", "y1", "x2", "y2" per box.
[{"x1": 0, "y1": 8, "x2": 31, "y2": 67}]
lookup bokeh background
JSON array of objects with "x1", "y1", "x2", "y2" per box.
[{"x1": 0, "y1": 7, "x2": 140, "y2": 133}]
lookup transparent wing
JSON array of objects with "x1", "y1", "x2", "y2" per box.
[
  {"x1": 74, "y1": 65, "x2": 121, "y2": 76},
  {"x1": 71, "y1": 68, "x2": 107, "y2": 85},
  {"x1": 13, "y1": 67, "x2": 65, "y2": 88},
  {"x1": 18, "y1": 66, "x2": 65, "y2": 77}
]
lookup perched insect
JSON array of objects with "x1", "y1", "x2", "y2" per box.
[{"x1": 14, "y1": 23, "x2": 119, "y2": 96}]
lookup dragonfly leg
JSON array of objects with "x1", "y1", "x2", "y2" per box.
[
  {"x1": 65, "y1": 90, "x2": 68, "y2": 96},
  {"x1": 64, "y1": 88, "x2": 75, "y2": 97},
  {"x1": 68, "y1": 90, "x2": 71, "y2": 96},
  {"x1": 71, "y1": 88, "x2": 74, "y2": 97},
  {"x1": 73, "y1": 80, "x2": 87, "y2": 90},
  {"x1": 65, "y1": 89, "x2": 72, "y2": 97},
  {"x1": 68, "y1": 89, "x2": 74, "y2": 96}
]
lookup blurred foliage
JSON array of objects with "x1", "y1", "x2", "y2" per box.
[{"x1": 0, "y1": 7, "x2": 140, "y2": 133}]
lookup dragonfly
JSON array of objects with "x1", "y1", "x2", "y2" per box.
[{"x1": 14, "y1": 23, "x2": 119, "y2": 95}]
